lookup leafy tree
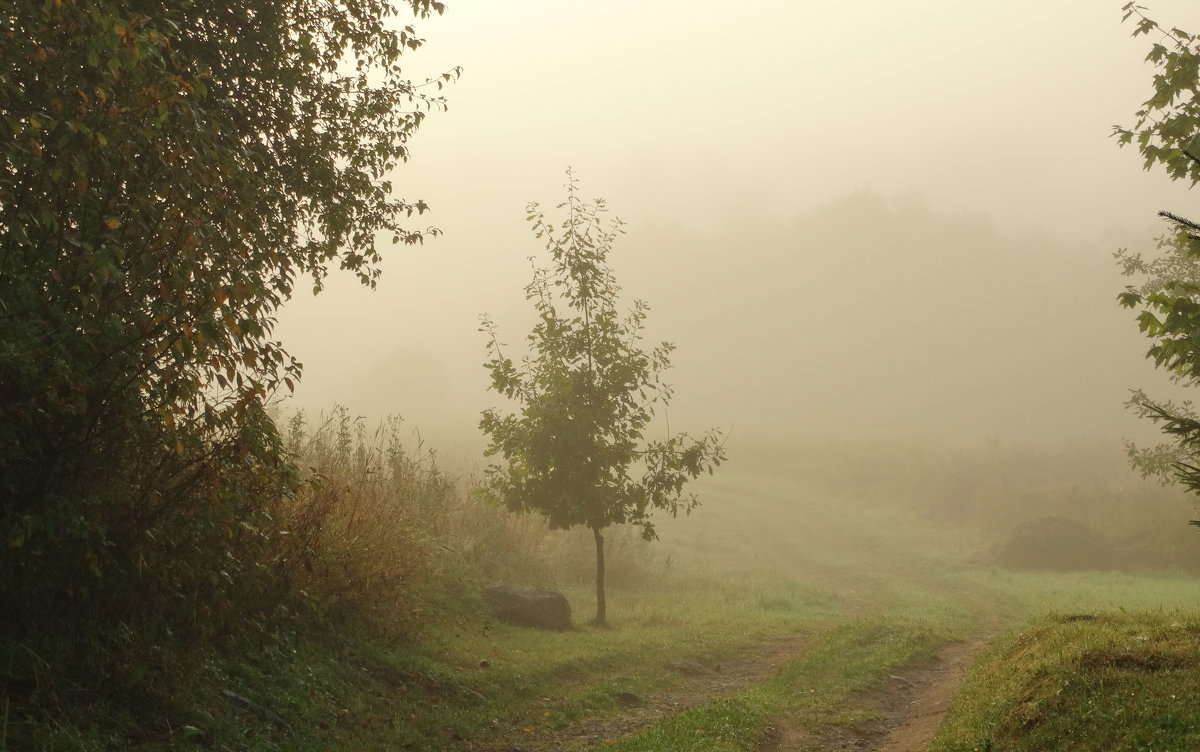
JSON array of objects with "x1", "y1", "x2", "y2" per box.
[
  {"x1": 1115, "y1": 4, "x2": 1200, "y2": 511},
  {"x1": 479, "y1": 174, "x2": 726, "y2": 626},
  {"x1": 1115, "y1": 233, "x2": 1200, "y2": 482},
  {"x1": 0, "y1": 0, "x2": 456, "y2": 634}
]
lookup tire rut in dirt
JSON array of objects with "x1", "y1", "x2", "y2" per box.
[{"x1": 761, "y1": 636, "x2": 988, "y2": 752}]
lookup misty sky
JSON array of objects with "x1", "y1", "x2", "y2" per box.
[{"x1": 276, "y1": 1, "x2": 1200, "y2": 456}]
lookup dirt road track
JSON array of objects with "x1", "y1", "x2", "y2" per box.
[
  {"x1": 475, "y1": 632, "x2": 813, "y2": 752},
  {"x1": 872, "y1": 638, "x2": 983, "y2": 752},
  {"x1": 476, "y1": 628, "x2": 990, "y2": 752},
  {"x1": 763, "y1": 635, "x2": 990, "y2": 752}
]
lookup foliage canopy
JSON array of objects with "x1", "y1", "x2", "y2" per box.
[
  {"x1": 1115, "y1": 4, "x2": 1200, "y2": 509},
  {"x1": 0, "y1": 0, "x2": 455, "y2": 634}
]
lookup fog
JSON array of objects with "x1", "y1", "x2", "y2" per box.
[{"x1": 276, "y1": 1, "x2": 1199, "y2": 458}]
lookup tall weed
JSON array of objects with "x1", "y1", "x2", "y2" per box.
[
  {"x1": 276, "y1": 408, "x2": 456, "y2": 635},
  {"x1": 274, "y1": 407, "x2": 659, "y2": 632}
]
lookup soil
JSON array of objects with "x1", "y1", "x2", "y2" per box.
[
  {"x1": 478, "y1": 629, "x2": 991, "y2": 752},
  {"x1": 761, "y1": 635, "x2": 991, "y2": 752}
]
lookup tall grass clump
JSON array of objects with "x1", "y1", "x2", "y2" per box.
[
  {"x1": 276, "y1": 407, "x2": 460, "y2": 636},
  {"x1": 276, "y1": 407, "x2": 661, "y2": 634},
  {"x1": 452, "y1": 490, "x2": 661, "y2": 593}
]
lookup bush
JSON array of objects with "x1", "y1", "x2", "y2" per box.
[{"x1": 991, "y1": 516, "x2": 1117, "y2": 571}]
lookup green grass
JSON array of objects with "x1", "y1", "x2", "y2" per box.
[
  {"x1": 387, "y1": 573, "x2": 843, "y2": 748},
  {"x1": 47, "y1": 570, "x2": 841, "y2": 752},
  {"x1": 586, "y1": 470, "x2": 1200, "y2": 752},
  {"x1": 962, "y1": 567, "x2": 1200, "y2": 620},
  {"x1": 15, "y1": 459, "x2": 1200, "y2": 751},
  {"x1": 605, "y1": 615, "x2": 951, "y2": 751},
  {"x1": 931, "y1": 612, "x2": 1200, "y2": 752},
  {"x1": 539, "y1": 470, "x2": 988, "y2": 751},
  {"x1": 1, "y1": 570, "x2": 839, "y2": 752},
  {"x1": 216, "y1": 474, "x2": 1200, "y2": 751},
  {"x1": 454, "y1": 574, "x2": 840, "y2": 734}
]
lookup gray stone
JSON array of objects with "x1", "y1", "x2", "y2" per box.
[{"x1": 483, "y1": 585, "x2": 572, "y2": 630}]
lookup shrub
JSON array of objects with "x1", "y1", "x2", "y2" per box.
[{"x1": 991, "y1": 516, "x2": 1118, "y2": 571}]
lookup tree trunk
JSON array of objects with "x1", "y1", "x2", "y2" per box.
[{"x1": 592, "y1": 525, "x2": 606, "y2": 626}]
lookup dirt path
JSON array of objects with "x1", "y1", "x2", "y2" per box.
[
  {"x1": 764, "y1": 634, "x2": 991, "y2": 752},
  {"x1": 871, "y1": 638, "x2": 984, "y2": 752},
  {"x1": 479, "y1": 627, "x2": 991, "y2": 752},
  {"x1": 478, "y1": 632, "x2": 813, "y2": 752}
]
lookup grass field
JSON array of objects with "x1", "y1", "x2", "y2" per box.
[
  {"x1": 339, "y1": 469, "x2": 1200, "y2": 751},
  {"x1": 513, "y1": 469, "x2": 1200, "y2": 752},
  {"x1": 362, "y1": 468, "x2": 1200, "y2": 750},
  {"x1": 335, "y1": 466, "x2": 984, "y2": 752},
  {"x1": 12, "y1": 459, "x2": 1200, "y2": 751}
]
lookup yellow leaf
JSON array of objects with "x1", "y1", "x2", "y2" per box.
[
  {"x1": 175, "y1": 437, "x2": 184, "y2": 456},
  {"x1": 104, "y1": 216, "x2": 120, "y2": 230}
]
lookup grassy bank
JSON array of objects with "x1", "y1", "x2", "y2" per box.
[{"x1": 932, "y1": 611, "x2": 1200, "y2": 752}]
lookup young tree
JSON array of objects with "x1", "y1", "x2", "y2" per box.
[
  {"x1": 1115, "y1": 5, "x2": 1200, "y2": 511},
  {"x1": 0, "y1": 0, "x2": 457, "y2": 631},
  {"x1": 479, "y1": 174, "x2": 726, "y2": 626}
]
